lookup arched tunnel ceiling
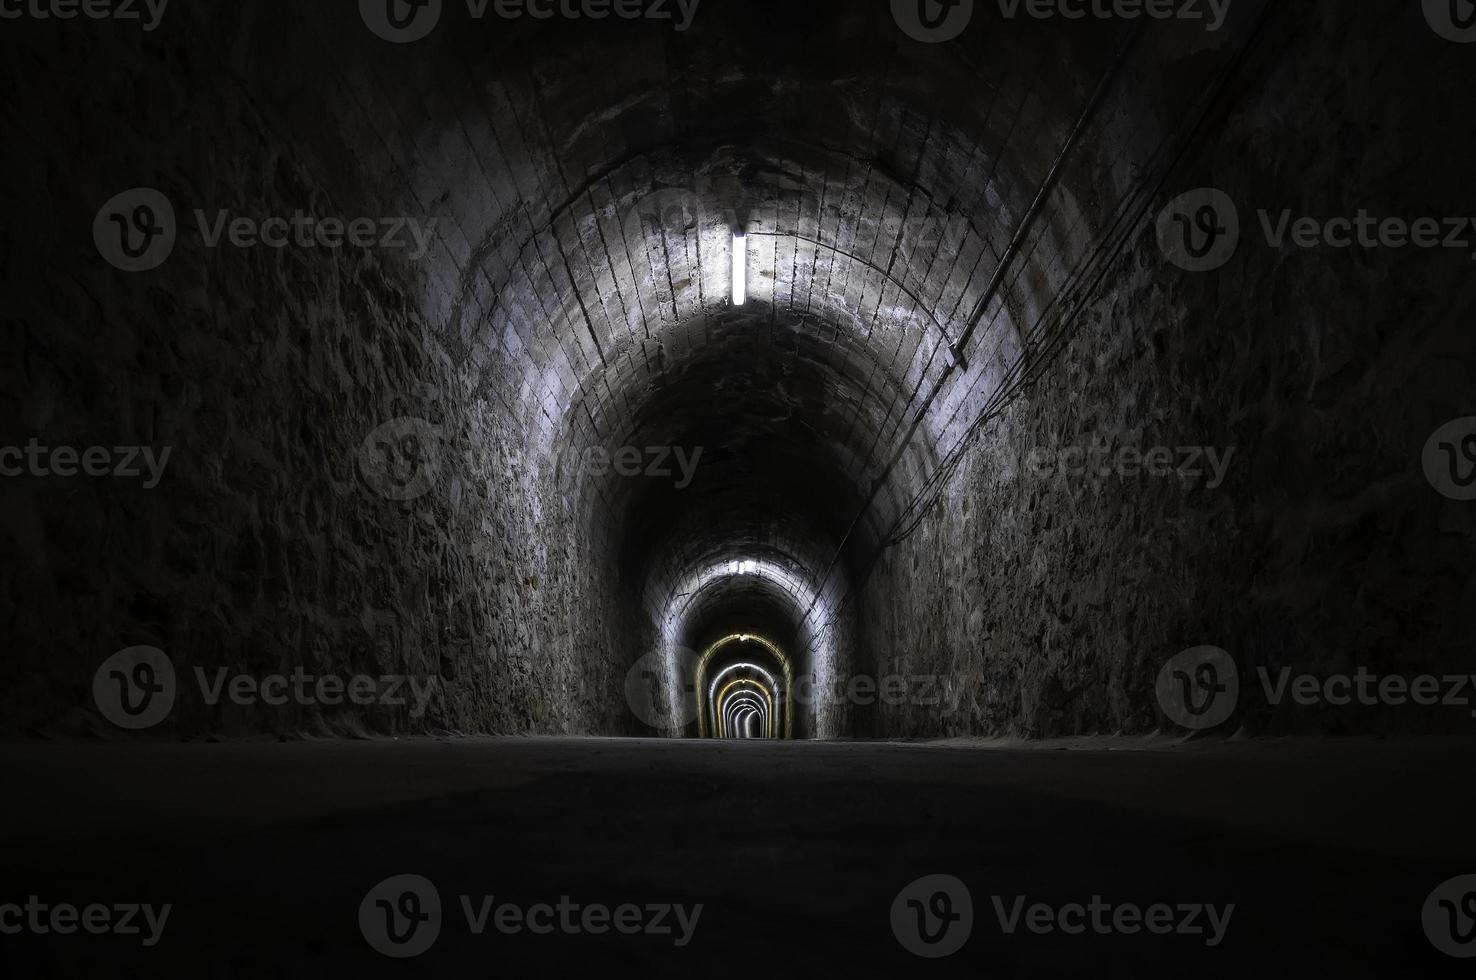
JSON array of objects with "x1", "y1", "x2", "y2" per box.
[
  {"x1": 265, "y1": 8, "x2": 1140, "y2": 403},
  {"x1": 229, "y1": 0, "x2": 1255, "y2": 708},
  {"x1": 579, "y1": 308, "x2": 928, "y2": 578}
]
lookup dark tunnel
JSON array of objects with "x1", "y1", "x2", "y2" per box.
[{"x1": 1, "y1": 0, "x2": 1475, "y2": 975}]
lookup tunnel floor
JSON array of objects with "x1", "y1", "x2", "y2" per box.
[{"x1": 3, "y1": 736, "x2": 1472, "y2": 977}]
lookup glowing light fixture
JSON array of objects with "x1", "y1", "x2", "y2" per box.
[{"x1": 731, "y1": 231, "x2": 747, "y2": 306}]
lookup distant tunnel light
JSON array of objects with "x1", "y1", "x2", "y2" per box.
[{"x1": 731, "y1": 231, "x2": 747, "y2": 306}]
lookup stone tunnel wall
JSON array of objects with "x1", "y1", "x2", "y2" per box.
[
  {"x1": 6, "y1": 0, "x2": 1470, "y2": 742},
  {"x1": 0, "y1": 7, "x2": 635, "y2": 738},
  {"x1": 860, "y1": 0, "x2": 1476, "y2": 738}
]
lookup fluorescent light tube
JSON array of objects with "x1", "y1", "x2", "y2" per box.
[{"x1": 731, "y1": 231, "x2": 747, "y2": 306}]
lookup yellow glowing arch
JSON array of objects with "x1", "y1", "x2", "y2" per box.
[{"x1": 696, "y1": 633, "x2": 795, "y2": 739}]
